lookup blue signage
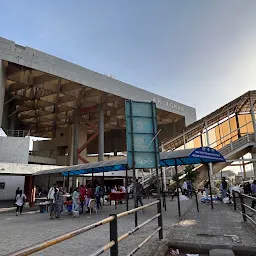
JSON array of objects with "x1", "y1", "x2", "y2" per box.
[
  {"x1": 125, "y1": 101, "x2": 160, "y2": 169},
  {"x1": 189, "y1": 147, "x2": 226, "y2": 162}
]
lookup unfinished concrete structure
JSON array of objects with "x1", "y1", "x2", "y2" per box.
[{"x1": 0, "y1": 37, "x2": 196, "y2": 167}]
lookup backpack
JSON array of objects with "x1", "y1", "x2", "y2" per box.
[{"x1": 99, "y1": 187, "x2": 104, "y2": 197}]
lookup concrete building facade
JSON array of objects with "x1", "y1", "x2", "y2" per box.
[{"x1": 0, "y1": 37, "x2": 196, "y2": 167}]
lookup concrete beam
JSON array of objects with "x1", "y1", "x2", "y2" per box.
[
  {"x1": 0, "y1": 60, "x2": 6, "y2": 127},
  {"x1": 98, "y1": 104, "x2": 104, "y2": 161}
]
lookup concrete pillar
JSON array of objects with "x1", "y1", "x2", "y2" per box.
[
  {"x1": 113, "y1": 131, "x2": 118, "y2": 156},
  {"x1": 9, "y1": 101, "x2": 16, "y2": 131},
  {"x1": 235, "y1": 113, "x2": 241, "y2": 138},
  {"x1": 68, "y1": 125, "x2": 74, "y2": 165},
  {"x1": 205, "y1": 119, "x2": 214, "y2": 177},
  {"x1": 72, "y1": 118, "x2": 79, "y2": 165},
  {"x1": 71, "y1": 116, "x2": 79, "y2": 190},
  {"x1": 78, "y1": 126, "x2": 87, "y2": 164},
  {"x1": 71, "y1": 176, "x2": 78, "y2": 191},
  {"x1": 0, "y1": 60, "x2": 6, "y2": 128},
  {"x1": 98, "y1": 104, "x2": 104, "y2": 161},
  {"x1": 249, "y1": 92, "x2": 256, "y2": 141},
  {"x1": 227, "y1": 110, "x2": 233, "y2": 150},
  {"x1": 251, "y1": 150, "x2": 256, "y2": 178}
]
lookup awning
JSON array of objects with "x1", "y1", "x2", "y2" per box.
[{"x1": 33, "y1": 147, "x2": 225, "y2": 177}]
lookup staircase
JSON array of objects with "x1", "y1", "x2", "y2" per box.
[
  {"x1": 127, "y1": 169, "x2": 157, "y2": 193},
  {"x1": 128, "y1": 133, "x2": 256, "y2": 191},
  {"x1": 195, "y1": 133, "x2": 256, "y2": 186}
]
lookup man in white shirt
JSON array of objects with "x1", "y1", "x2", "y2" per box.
[
  {"x1": 182, "y1": 181, "x2": 188, "y2": 195},
  {"x1": 48, "y1": 183, "x2": 57, "y2": 219}
]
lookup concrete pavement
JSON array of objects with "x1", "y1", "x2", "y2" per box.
[
  {"x1": 167, "y1": 202, "x2": 256, "y2": 256},
  {"x1": 0, "y1": 198, "x2": 193, "y2": 256}
]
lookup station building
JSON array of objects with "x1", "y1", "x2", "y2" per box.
[{"x1": 0, "y1": 37, "x2": 196, "y2": 200}]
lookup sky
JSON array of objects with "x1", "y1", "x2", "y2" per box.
[{"x1": 1, "y1": 0, "x2": 256, "y2": 118}]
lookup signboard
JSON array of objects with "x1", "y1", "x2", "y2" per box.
[
  {"x1": 125, "y1": 101, "x2": 160, "y2": 169},
  {"x1": 189, "y1": 147, "x2": 226, "y2": 162}
]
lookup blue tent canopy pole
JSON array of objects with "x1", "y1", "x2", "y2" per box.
[
  {"x1": 102, "y1": 171, "x2": 105, "y2": 206},
  {"x1": 207, "y1": 164, "x2": 214, "y2": 210},
  {"x1": 67, "y1": 172, "x2": 70, "y2": 193},
  {"x1": 92, "y1": 168, "x2": 94, "y2": 191},
  {"x1": 174, "y1": 158, "x2": 181, "y2": 217},
  {"x1": 125, "y1": 167, "x2": 129, "y2": 211}
]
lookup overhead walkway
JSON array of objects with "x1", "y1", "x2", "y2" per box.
[{"x1": 162, "y1": 90, "x2": 256, "y2": 185}]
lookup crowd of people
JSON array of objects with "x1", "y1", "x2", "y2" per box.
[
  {"x1": 46, "y1": 182, "x2": 104, "y2": 219},
  {"x1": 45, "y1": 181, "x2": 130, "y2": 219},
  {"x1": 202, "y1": 177, "x2": 256, "y2": 208}
]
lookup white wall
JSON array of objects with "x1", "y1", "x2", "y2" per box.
[
  {"x1": 0, "y1": 137, "x2": 29, "y2": 164},
  {"x1": 0, "y1": 176, "x2": 24, "y2": 200}
]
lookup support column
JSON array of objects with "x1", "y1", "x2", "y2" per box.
[
  {"x1": 98, "y1": 104, "x2": 104, "y2": 161},
  {"x1": 205, "y1": 119, "x2": 214, "y2": 177},
  {"x1": 200, "y1": 132, "x2": 204, "y2": 147},
  {"x1": 113, "y1": 131, "x2": 118, "y2": 156},
  {"x1": 242, "y1": 156, "x2": 247, "y2": 180},
  {"x1": 72, "y1": 117, "x2": 79, "y2": 191},
  {"x1": 73, "y1": 119, "x2": 79, "y2": 165},
  {"x1": 227, "y1": 110, "x2": 233, "y2": 150},
  {"x1": 0, "y1": 60, "x2": 6, "y2": 128},
  {"x1": 249, "y1": 92, "x2": 256, "y2": 141},
  {"x1": 183, "y1": 131, "x2": 186, "y2": 149},
  {"x1": 161, "y1": 142, "x2": 167, "y2": 191},
  {"x1": 251, "y1": 151, "x2": 256, "y2": 178},
  {"x1": 235, "y1": 113, "x2": 241, "y2": 138}
]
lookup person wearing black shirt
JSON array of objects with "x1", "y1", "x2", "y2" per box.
[{"x1": 221, "y1": 177, "x2": 228, "y2": 200}]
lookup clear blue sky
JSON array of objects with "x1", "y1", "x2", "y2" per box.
[{"x1": 1, "y1": 0, "x2": 256, "y2": 118}]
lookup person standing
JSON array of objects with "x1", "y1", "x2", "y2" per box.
[
  {"x1": 15, "y1": 190, "x2": 27, "y2": 216},
  {"x1": 135, "y1": 179, "x2": 144, "y2": 208},
  {"x1": 204, "y1": 180, "x2": 210, "y2": 199},
  {"x1": 221, "y1": 177, "x2": 228, "y2": 201},
  {"x1": 72, "y1": 187, "x2": 80, "y2": 212},
  {"x1": 95, "y1": 183, "x2": 102, "y2": 210},
  {"x1": 48, "y1": 183, "x2": 57, "y2": 219},
  {"x1": 187, "y1": 180, "x2": 193, "y2": 198},
  {"x1": 182, "y1": 180, "x2": 188, "y2": 195},
  {"x1": 79, "y1": 185, "x2": 86, "y2": 213},
  {"x1": 54, "y1": 186, "x2": 63, "y2": 219},
  {"x1": 85, "y1": 184, "x2": 93, "y2": 212}
]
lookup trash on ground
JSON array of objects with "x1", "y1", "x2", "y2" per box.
[
  {"x1": 169, "y1": 248, "x2": 180, "y2": 255},
  {"x1": 224, "y1": 234, "x2": 241, "y2": 243}
]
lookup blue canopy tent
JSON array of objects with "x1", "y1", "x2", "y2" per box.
[
  {"x1": 34, "y1": 147, "x2": 225, "y2": 215},
  {"x1": 34, "y1": 147, "x2": 225, "y2": 176}
]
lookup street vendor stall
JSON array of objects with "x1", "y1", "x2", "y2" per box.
[{"x1": 108, "y1": 192, "x2": 126, "y2": 209}]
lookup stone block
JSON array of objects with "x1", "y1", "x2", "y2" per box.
[{"x1": 209, "y1": 249, "x2": 235, "y2": 256}]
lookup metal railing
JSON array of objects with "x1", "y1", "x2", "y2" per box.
[
  {"x1": 6, "y1": 200, "x2": 162, "y2": 256},
  {"x1": 232, "y1": 191, "x2": 256, "y2": 226},
  {"x1": 6, "y1": 129, "x2": 29, "y2": 137}
]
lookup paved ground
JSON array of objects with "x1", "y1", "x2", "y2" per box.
[
  {"x1": 0, "y1": 198, "x2": 193, "y2": 256},
  {"x1": 167, "y1": 201, "x2": 256, "y2": 255}
]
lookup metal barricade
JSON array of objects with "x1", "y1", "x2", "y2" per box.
[
  {"x1": 232, "y1": 191, "x2": 256, "y2": 226},
  {"x1": 6, "y1": 199, "x2": 162, "y2": 256}
]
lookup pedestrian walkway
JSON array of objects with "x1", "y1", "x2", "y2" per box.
[
  {"x1": 0, "y1": 198, "x2": 193, "y2": 256},
  {"x1": 167, "y1": 202, "x2": 256, "y2": 255}
]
